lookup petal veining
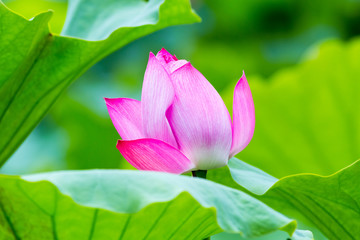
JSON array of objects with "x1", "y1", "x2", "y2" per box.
[
  {"x1": 117, "y1": 138, "x2": 195, "y2": 174},
  {"x1": 229, "y1": 72, "x2": 255, "y2": 158},
  {"x1": 105, "y1": 98, "x2": 143, "y2": 140},
  {"x1": 141, "y1": 52, "x2": 178, "y2": 147},
  {"x1": 166, "y1": 63, "x2": 232, "y2": 170},
  {"x1": 156, "y1": 48, "x2": 188, "y2": 73}
]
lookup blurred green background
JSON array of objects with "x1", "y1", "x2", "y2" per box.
[
  {"x1": 2, "y1": 0, "x2": 360, "y2": 239},
  {"x1": 2, "y1": 0, "x2": 360, "y2": 181}
]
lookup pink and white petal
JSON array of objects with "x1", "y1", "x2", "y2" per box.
[
  {"x1": 141, "y1": 53, "x2": 177, "y2": 147},
  {"x1": 167, "y1": 60, "x2": 188, "y2": 73},
  {"x1": 105, "y1": 98, "x2": 143, "y2": 140},
  {"x1": 156, "y1": 48, "x2": 177, "y2": 65},
  {"x1": 229, "y1": 72, "x2": 255, "y2": 158},
  {"x1": 166, "y1": 63, "x2": 232, "y2": 170},
  {"x1": 117, "y1": 138, "x2": 195, "y2": 174},
  {"x1": 156, "y1": 49, "x2": 188, "y2": 73}
]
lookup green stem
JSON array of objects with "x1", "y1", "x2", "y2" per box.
[
  {"x1": 191, "y1": 170, "x2": 207, "y2": 179},
  {"x1": 191, "y1": 170, "x2": 210, "y2": 240}
]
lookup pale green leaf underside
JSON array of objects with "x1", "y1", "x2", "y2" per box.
[
  {"x1": 62, "y1": 0, "x2": 190, "y2": 41},
  {"x1": 0, "y1": 0, "x2": 200, "y2": 166},
  {"x1": 0, "y1": 170, "x2": 299, "y2": 239},
  {"x1": 209, "y1": 158, "x2": 360, "y2": 240}
]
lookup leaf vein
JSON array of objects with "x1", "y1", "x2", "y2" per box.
[
  {"x1": 0, "y1": 197, "x2": 20, "y2": 240},
  {"x1": 118, "y1": 215, "x2": 131, "y2": 240},
  {"x1": 302, "y1": 194, "x2": 355, "y2": 240},
  {"x1": 183, "y1": 213, "x2": 212, "y2": 240},
  {"x1": 168, "y1": 205, "x2": 201, "y2": 240},
  {"x1": 142, "y1": 200, "x2": 172, "y2": 240},
  {"x1": 277, "y1": 188, "x2": 341, "y2": 239},
  {"x1": 88, "y1": 209, "x2": 99, "y2": 240}
]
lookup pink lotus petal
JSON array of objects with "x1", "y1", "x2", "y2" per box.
[
  {"x1": 156, "y1": 48, "x2": 188, "y2": 74},
  {"x1": 168, "y1": 60, "x2": 188, "y2": 73},
  {"x1": 105, "y1": 98, "x2": 143, "y2": 140},
  {"x1": 166, "y1": 63, "x2": 232, "y2": 170},
  {"x1": 156, "y1": 48, "x2": 177, "y2": 64},
  {"x1": 141, "y1": 53, "x2": 178, "y2": 147},
  {"x1": 229, "y1": 72, "x2": 255, "y2": 158},
  {"x1": 117, "y1": 138, "x2": 195, "y2": 174}
]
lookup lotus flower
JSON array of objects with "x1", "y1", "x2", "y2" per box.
[{"x1": 105, "y1": 49, "x2": 255, "y2": 174}]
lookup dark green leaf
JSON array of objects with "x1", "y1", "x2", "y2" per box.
[
  {"x1": 208, "y1": 158, "x2": 360, "y2": 240},
  {"x1": 0, "y1": 170, "x2": 307, "y2": 239},
  {"x1": 0, "y1": 0, "x2": 200, "y2": 166}
]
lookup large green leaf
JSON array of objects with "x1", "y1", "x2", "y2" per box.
[
  {"x1": 0, "y1": 0, "x2": 200, "y2": 166},
  {"x1": 2, "y1": 0, "x2": 67, "y2": 34},
  {"x1": 0, "y1": 170, "x2": 311, "y2": 239},
  {"x1": 208, "y1": 158, "x2": 360, "y2": 240},
  {"x1": 222, "y1": 39, "x2": 360, "y2": 177}
]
